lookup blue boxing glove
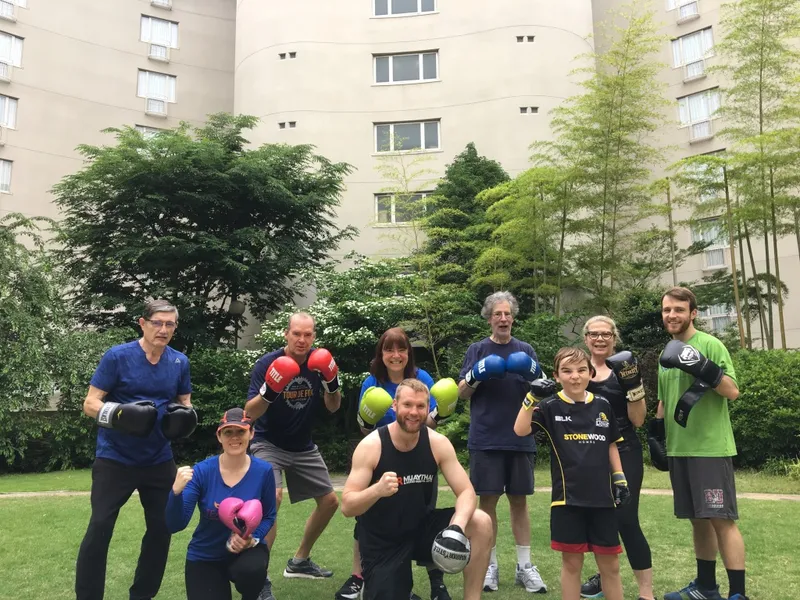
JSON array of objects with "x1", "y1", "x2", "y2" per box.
[
  {"x1": 506, "y1": 351, "x2": 542, "y2": 382},
  {"x1": 464, "y1": 355, "x2": 506, "y2": 389}
]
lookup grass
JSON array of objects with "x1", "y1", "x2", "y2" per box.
[
  {"x1": 0, "y1": 490, "x2": 797, "y2": 600},
  {"x1": 2, "y1": 464, "x2": 799, "y2": 495}
]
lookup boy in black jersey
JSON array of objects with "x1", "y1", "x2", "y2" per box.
[
  {"x1": 514, "y1": 348, "x2": 630, "y2": 600},
  {"x1": 341, "y1": 378, "x2": 493, "y2": 600}
]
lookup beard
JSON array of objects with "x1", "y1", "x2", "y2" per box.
[
  {"x1": 665, "y1": 317, "x2": 692, "y2": 335},
  {"x1": 397, "y1": 414, "x2": 424, "y2": 433}
]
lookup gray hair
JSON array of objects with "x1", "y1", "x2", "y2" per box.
[
  {"x1": 143, "y1": 299, "x2": 179, "y2": 320},
  {"x1": 481, "y1": 291, "x2": 519, "y2": 320},
  {"x1": 582, "y1": 315, "x2": 623, "y2": 345}
]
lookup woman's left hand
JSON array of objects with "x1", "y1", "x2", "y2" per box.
[{"x1": 226, "y1": 533, "x2": 254, "y2": 554}]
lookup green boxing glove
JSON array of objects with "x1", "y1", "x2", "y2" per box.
[
  {"x1": 429, "y1": 378, "x2": 459, "y2": 424},
  {"x1": 357, "y1": 386, "x2": 393, "y2": 431}
]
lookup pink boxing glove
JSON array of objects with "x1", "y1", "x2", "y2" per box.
[{"x1": 218, "y1": 497, "x2": 263, "y2": 539}]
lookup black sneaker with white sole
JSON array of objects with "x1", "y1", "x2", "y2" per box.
[
  {"x1": 283, "y1": 556, "x2": 333, "y2": 579},
  {"x1": 334, "y1": 574, "x2": 364, "y2": 600},
  {"x1": 257, "y1": 577, "x2": 276, "y2": 600}
]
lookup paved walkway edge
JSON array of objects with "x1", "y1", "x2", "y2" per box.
[{"x1": 1, "y1": 486, "x2": 799, "y2": 501}]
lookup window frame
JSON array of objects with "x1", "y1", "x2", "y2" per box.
[
  {"x1": 373, "y1": 120, "x2": 441, "y2": 153},
  {"x1": 0, "y1": 93, "x2": 16, "y2": 128},
  {"x1": 698, "y1": 303, "x2": 737, "y2": 333},
  {"x1": 677, "y1": 88, "x2": 720, "y2": 128},
  {"x1": 373, "y1": 51, "x2": 439, "y2": 85},
  {"x1": 671, "y1": 27, "x2": 714, "y2": 68},
  {"x1": 691, "y1": 218, "x2": 728, "y2": 270},
  {"x1": 0, "y1": 157, "x2": 11, "y2": 193},
  {"x1": 135, "y1": 124, "x2": 166, "y2": 139},
  {"x1": 0, "y1": 30, "x2": 23, "y2": 68},
  {"x1": 137, "y1": 69, "x2": 177, "y2": 103},
  {"x1": 373, "y1": 0, "x2": 436, "y2": 18},
  {"x1": 140, "y1": 15, "x2": 180, "y2": 49},
  {"x1": 374, "y1": 191, "x2": 431, "y2": 225}
]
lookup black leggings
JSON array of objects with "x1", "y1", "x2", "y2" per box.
[
  {"x1": 617, "y1": 442, "x2": 652, "y2": 571},
  {"x1": 185, "y1": 544, "x2": 269, "y2": 600}
]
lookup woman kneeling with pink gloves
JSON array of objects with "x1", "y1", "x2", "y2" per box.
[{"x1": 167, "y1": 408, "x2": 277, "y2": 600}]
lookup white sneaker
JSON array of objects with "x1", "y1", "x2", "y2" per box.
[
  {"x1": 483, "y1": 563, "x2": 499, "y2": 592},
  {"x1": 516, "y1": 563, "x2": 547, "y2": 593}
]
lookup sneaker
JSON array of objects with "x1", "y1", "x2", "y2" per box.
[
  {"x1": 283, "y1": 556, "x2": 334, "y2": 579},
  {"x1": 664, "y1": 580, "x2": 723, "y2": 600},
  {"x1": 334, "y1": 574, "x2": 364, "y2": 600},
  {"x1": 257, "y1": 577, "x2": 276, "y2": 600},
  {"x1": 431, "y1": 581, "x2": 452, "y2": 600},
  {"x1": 727, "y1": 595, "x2": 749, "y2": 600},
  {"x1": 516, "y1": 563, "x2": 547, "y2": 593},
  {"x1": 483, "y1": 563, "x2": 499, "y2": 592},
  {"x1": 581, "y1": 573, "x2": 603, "y2": 598}
]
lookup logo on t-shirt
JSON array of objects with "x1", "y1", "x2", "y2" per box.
[
  {"x1": 595, "y1": 412, "x2": 610, "y2": 428},
  {"x1": 397, "y1": 473, "x2": 435, "y2": 485},
  {"x1": 282, "y1": 376, "x2": 315, "y2": 411}
]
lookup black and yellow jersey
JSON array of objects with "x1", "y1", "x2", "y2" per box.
[{"x1": 531, "y1": 391, "x2": 623, "y2": 508}]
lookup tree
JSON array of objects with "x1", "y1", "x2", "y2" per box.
[
  {"x1": 53, "y1": 113, "x2": 355, "y2": 352},
  {"x1": 713, "y1": 0, "x2": 800, "y2": 349},
  {"x1": 0, "y1": 214, "x2": 68, "y2": 463},
  {"x1": 531, "y1": 1, "x2": 670, "y2": 311}
]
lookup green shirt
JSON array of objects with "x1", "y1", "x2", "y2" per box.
[{"x1": 657, "y1": 330, "x2": 738, "y2": 457}]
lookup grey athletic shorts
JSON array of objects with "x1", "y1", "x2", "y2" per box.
[
  {"x1": 668, "y1": 456, "x2": 738, "y2": 520},
  {"x1": 250, "y1": 439, "x2": 334, "y2": 503}
]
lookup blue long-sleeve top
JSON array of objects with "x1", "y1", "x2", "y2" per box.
[{"x1": 166, "y1": 455, "x2": 277, "y2": 561}]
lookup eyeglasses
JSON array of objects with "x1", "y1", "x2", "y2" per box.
[
  {"x1": 492, "y1": 311, "x2": 513, "y2": 319},
  {"x1": 586, "y1": 332, "x2": 614, "y2": 340},
  {"x1": 146, "y1": 319, "x2": 177, "y2": 330}
]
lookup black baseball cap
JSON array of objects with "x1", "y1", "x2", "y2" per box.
[{"x1": 217, "y1": 407, "x2": 253, "y2": 432}]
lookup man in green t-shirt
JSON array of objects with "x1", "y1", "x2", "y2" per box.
[{"x1": 654, "y1": 287, "x2": 747, "y2": 600}]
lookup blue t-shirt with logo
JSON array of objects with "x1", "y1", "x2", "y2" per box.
[
  {"x1": 358, "y1": 368, "x2": 436, "y2": 428},
  {"x1": 165, "y1": 456, "x2": 277, "y2": 562},
  {"x1": 247, "y1": 348, "x2": 325, "y2": 452},
  {"x1": 90, "y1": 340, "x2": 192, "y2": 466},
  {"x1": 459, "y1": 337, "x2": 538, "y2": 452}
]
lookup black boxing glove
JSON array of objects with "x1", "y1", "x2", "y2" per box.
[
  {"x1": 606, "y1": 351, "x2": 646, "y2": 403},
  {"x1": 96, "y1": 401, "x2": 158, "y2": 437},
  {"x1": 646, "y1": 418, "x2": 669, "y2": 471},
  {"x1": 660, "y1": 340, "x2": 724, "y2": 388},
  {"x1": 161, "y1": 403, "x2": 198, "y2": 440}
]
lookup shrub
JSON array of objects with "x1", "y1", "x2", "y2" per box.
[{"x1": 729, "y1": 350, "x2": 800, "y2": 467}]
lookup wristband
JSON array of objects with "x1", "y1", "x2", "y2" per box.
[
  {"x1": 626, "y1": 385, "x2": 646, "y2": 403},
  {"x1": 321, "y1": 376, "x2": 340, "y2": 394},
  {"x1": 611, "y1": 471, "x2": 627, "y2": 486},
  {"x1": 522, "y1": 393, "x2": 537, "y2": 411},
  {"x1": 258, "y1": 383, "x2": 274, "y2": 404}
]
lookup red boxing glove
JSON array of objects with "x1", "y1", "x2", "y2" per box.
[
  {"x1": 307, "y1": 348, "x2": 340, "y2": 394},
  {"x1": 259, "y1": 355, "x2": 300, "y2": 404}
]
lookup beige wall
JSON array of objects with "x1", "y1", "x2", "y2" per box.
[
  {"x1": 0, "y1": 0, "x2": 235, "y2": 221},
  {"x1": 235, "y1": 0, "x2": 596, "y2": 259}
]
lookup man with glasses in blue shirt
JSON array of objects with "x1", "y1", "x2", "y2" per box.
[{"x1": 76, "y1": 299, "x2": 195, "y2": 600}]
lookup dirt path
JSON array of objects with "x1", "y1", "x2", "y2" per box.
[{"x1": 2, "y1": 482, "x2": 798, "y2": 502}]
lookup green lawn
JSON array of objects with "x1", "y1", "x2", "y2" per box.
[
  {"x1": 0, "y1": 490, "x2": 796, "y2": 600},
  {"x1": 2, "y1": 464, "x2": 799, "y2": 495}
]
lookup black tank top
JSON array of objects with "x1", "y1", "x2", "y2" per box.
[
  {"x1": 587, "y1": 374, "x2": 639, "y2": 450},
  {"x1": 359, "y1": 425, "x2": 438, "y2": 542}
]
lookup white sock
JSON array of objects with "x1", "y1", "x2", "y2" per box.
[
  {"x1": 490, "y1": 546, "x2": 497, "y2": 565},
  {"x1": 516, "y1": 545, "x2": 531, "y2": 567}
]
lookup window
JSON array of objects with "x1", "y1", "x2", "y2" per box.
[
  {"x1": 375, "y1": 192, "x2": 430, "y2": 224},
  {"x1": 672, "y1": 28, "x2": 713, "y2": 68},
  {"x1": 374, "y1": 52, "x2": 437, "y2": 84},
  {"x1": 375, "y1": 120, "x2": 439, "y2": 152},
  {"x1": 137, "y1": 70, "x2": 177, "y2": 102},
  {"x1": 374, "y1": 0, "x2": 435, "y2": 17},
  {"x1": 141, "y1": 16, "x2": 179, "y2": 48},
  {"x1": 678, "y1": 88, "x2": 720, "y2": 138},
  {"x1": 0, "y1": 31, "x2": 22, "y2": 67},
  {"x1": 0, "y1": 93, "x2": 15, "y2": 127},
  {"x1": 0, "y1": 158, "x2": 11, "y2": 192},
  {"x1": 699, "y1": 304, "x2": 736, "y2": 332},
  {"x1": 691, "y1": 218, "x2": 727, "y2": 269},
  {"x1": 135, "y1": 124, "x2": 165, "y2": 139}
]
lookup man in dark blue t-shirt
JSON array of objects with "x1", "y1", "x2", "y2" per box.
[
  {"x1": 76, "y1": 299, "x2": 193, "y2": 600},
  {"x1": 245, "y1": 312, "x2": 342, "y2": 600},
  {"x1": 458, "y1": 291, "x2": 548, "y2": 594}
]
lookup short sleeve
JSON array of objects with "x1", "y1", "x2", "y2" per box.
[
  {"x1": 179, "y1": 357, "x2": 192, "y2": 395},
  {"x1": 90, "y1": 349, "x2": 119, "y2": 392},
  {"x1": 459, "y1": 344, "x2": 478, "y2": 382},
  {"x1": 247, "y1": 356, "x2": 270, "y2": 400},
  {"x1": 707, "y1": 338, "x2": 737, "y2": 385}
]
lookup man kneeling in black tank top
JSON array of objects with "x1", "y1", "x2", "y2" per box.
[{"x1": 342, "y1": 378, "x2": 493, "y2": 600}]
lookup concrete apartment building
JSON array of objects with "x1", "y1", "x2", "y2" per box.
[{"x1": 1, "y1": 0, "x2": 796, "y2": 347}]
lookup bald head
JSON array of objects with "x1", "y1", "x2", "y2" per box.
[
  {"x1": 284, "y1": 312, "x2": 316, "y2": 361},
  {"x1": 288, "y1": 312, "x2": 315, "y2": 331}
]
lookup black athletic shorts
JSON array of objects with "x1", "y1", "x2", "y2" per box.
[
  {"x1": 550, "y1": 505, "x2": 621, "y2": 555},
  {"x1": 359, "y1": 508, "x2": 455, "y2": 600},
  {"x1": 668, "y1": 456, "x2": 738, "y2": 520},
  {"x1": 469, "y1": 450, "x2": 535, "y2": 496}
]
